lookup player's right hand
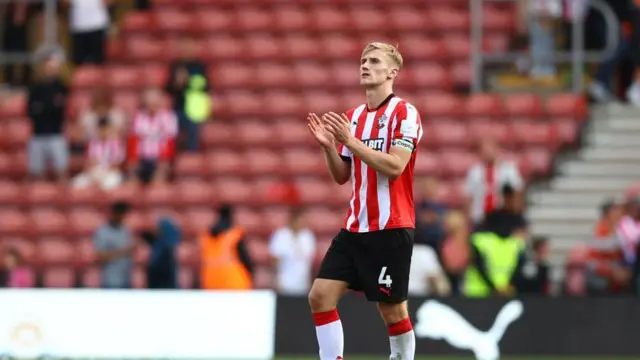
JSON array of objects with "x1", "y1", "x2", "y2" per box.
[{"x1": 307, "y1": 112, "x2": 334, "y2": 148}]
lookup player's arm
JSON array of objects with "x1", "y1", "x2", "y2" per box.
[
  {"x1": 342, "y1": 139, "x2": 411, "y2": 180},
  {"x1": 322, "y1": 145, "x2": 351, "y2": 185}
]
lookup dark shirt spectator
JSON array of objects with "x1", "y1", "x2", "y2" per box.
[
  {"x1": 481, "y1": 184, "x2": 528, "y2": 239},
  {"x1": 516, "y1": 236, "x2": 551, "y2": 295},
  {"x1": 2, "y1": 1, "x2": 33, "y2": 87},
  {"x1": 415, "y1": 177, "x2": 447, "y2": 246},
  {"x1": 27, "y1": 53, "x2": 69, "y2": 182},
  {"x1": 140, "y1": 217, "x2": 181, "y2": 289}
]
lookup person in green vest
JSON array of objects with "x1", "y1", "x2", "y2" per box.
[{"x1": 463, "y1": 208, "x2": 527, "y2": 298}]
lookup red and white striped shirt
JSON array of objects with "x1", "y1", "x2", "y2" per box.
[
  {"x1": 128, "y1": 109, "x2": 178, "y2": 161},
  {"x1": 615, "y1": 215, "x2": 640, "y2": 262},
  {"x1": 87, "y1": 137, "x2": 124, "y2": 168},
  {"x1": 338, "y1": 95, "x2": 423, "y2": 233}
]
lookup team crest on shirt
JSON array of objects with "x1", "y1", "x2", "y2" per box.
[{"x1": 376, "y1": 114, "x2": 388, "y2": 129}]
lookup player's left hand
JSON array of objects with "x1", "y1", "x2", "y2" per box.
[{"x1": 323, "y1": 112, "x2": 352, "y2": 144}]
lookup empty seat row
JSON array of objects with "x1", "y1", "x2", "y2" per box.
[
  {"x1": 120, "y1": 6, "x2": 514, "y2": 34},
  {"x1": 0, "y1": 92, "x2": 587, "y2": 121},
  {"x1": 72, "y1": 61, "x2": 474, "y2": 91},
  {"x1": 0, "y1": 204, "x2": 355, "y2": 238},
  {"x1": 108, "y1": 34, "x2": 507, "y2": 62}
]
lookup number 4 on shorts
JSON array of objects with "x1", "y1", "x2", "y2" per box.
[{"x1": 378, "y1": 266, "x2": 393, "y2": 287}]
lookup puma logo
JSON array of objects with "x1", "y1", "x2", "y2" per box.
[
  {"x1": 414, "y1": 299, "x2": 524, "y2": 360},
  {"x1": 379, "y1": 287, "x2": 391, "y2": 296}
]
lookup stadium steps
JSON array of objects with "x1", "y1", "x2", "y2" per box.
[{"x1": 527, "y1": 103, "x2": 640, "y2": 269}]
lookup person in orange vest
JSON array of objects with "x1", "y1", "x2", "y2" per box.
[{"x1": 199, "y1": 205, "x2": 254, "y2": 290}]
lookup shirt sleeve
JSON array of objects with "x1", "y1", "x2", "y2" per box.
[
  {"x1": 391, "y1": 102, "x2": 422, "y2": 153},
  {"x1": 505, "y1": 162, "x2": 524, "y2": 190},
  {"x1": 93, "y1": 228, "x2": 108, "y2": 251},
  {"x1": 268, "y1": 230, "x2": 284, "y2": 258}
]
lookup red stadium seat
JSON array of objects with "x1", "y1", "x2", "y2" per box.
[
  {"x1": 236, "y1": 7, "x2": 274, "y2": 31},
  {"x1": 313, "y1": 7, "x2": 351, "y2": 32},
  {"x1": 175, "y1": 153, "x2": 205, "y2": 177},
  {"x1": 0, "y1": 93, "x2": 26, "y2": 117},
  {"x1": 207, "y1": 149, "x2": 245, "y2": 176},
  {"x1": 261, "y1": 207, "x2": 291, "y2": 230},
  {"x1": 503, "y1": 93, "x2": 543, "y2": 119},
  {"x1": 295, "y1": 179, "x2": 333, "y2": 205},
  {"x1": 81, "y1": 267, "x2": 101, "y2": 288},
  {"x1": 305, "y1": 207, "x2": 343, "y2": 235},
  {"x1": 405, "y1": 63, "x2": 451, "y2": 90},
  {"x1": 38, "y1": 238, "x2": 76, "y2": 266},
  {"x1": 123, "y1": 37, "x2": 165, "y2": 61},
  {"x1": 25, "y1": 182, "x2": 63, "y2": 206},
  {"x1": 183, "y1": 208, "x2": 215, "y2": 237},
  {"x1": 294, "y1": 62, "x2": 330, "y2": 87},
  {"x1": 283, "y1": 35, "x2": 321, "y2": 59},
  {"x1": 420, "y1": 93, "x2": 462, "y2": 118},
  {"x1": 304, "y1": 91, "x2": 341, "y2": 114},
  {"x1": 42, "y1": 267, "x2": 75, "y2": 288},
  {"x1": 245, "y1": 149, "x2": 284, "y2": 175},
  {"x1": 211, "y1": 63, "x2": 256, "y2": 88},
  {"x1": 0, "y1": 237, "x2": 36, "y2": 263},
  {"x1": 283, "y1": 148, "x2": 325, "y2": 175},
  {"x1": 263, "y1": 91, "x2": 304, "y2": 117},
  {"x1": 236, "y1": 207, "x2": 265, "y2": 235},
  {"x1": 175, "y1": 180, "x2": 214, "y2": 207},
  {"x1": 273, "y1": 7, "x2": 311, "y2": 31},
  {"x1": 177, "y1": 241, "x2": 197, "y2": 266},
  {"x1": 246, "y1": 35, "x2": 283, "y2": 60},
  {"x1": 72, "y1": 66, "x2": 104, "y2": 89},
  {"x1": 523, "y1": 147, "x2": 552, "y2": 175},
  {"x1": 258, "y1": 62, "x2": 293, "y2": 88},
  {"x1": 30, "y1": 209, "x2": 69, "y2": 237},
  {"x1": 67, "y1": 187, "x2": 109, "y2": 207},
  {"x1": 120, "y1": 11, "x2": 155, "y2": 33},
  {"x1": 237, "y1": 121, "x2": 275, "y2": 146},
  {"x1": 389, "y1": 6, "x2": 429, "y2": 31},
  {"x1": 349, "y1": 7, "x2": 386, "y2": 31},
  {"x1": 546, "y1": 93, "x2": 587, "y2": 120},
  {"x1": 254, "y1": 266, "x2": 273, "y2": 289},
  {"x1": 0, "y1": 180, "x2": 22, "y2": 206},
  {"x1": 554, "y1": 119, "x2": 579, "y2": 144},
  {"x1": 68, "y1": 209, "x2": 105, "y2": 237},
  {"x1": 204, "y1": 35, "x2": 244, "y2": 60},
  {"x1": 397, "y1": 36, "x2": 445, "y2": 62},
  {"x1": 511, "y1": 122, "x2": 557, "y2": 148},
  {"x1": 143, "y1": 184, "x2": 176, "y2": 208},
  {"x1": 430, "y1": 7, "x2": 469, "y2": 32},
  {"x1": 179, "y1": 266, "x2": 195, "y2": 289},
  {"x1": 414, "y1": 152, "x2": 442, "y2": 177},
  {"x1": 194, "y1": 9, "x2": 235, "y2": 33},
  {"x1": 247, "y1": 238, "x2": 271, "y2": 265},
  {"x1": 132, "y1": 267, "x2": 147, "y2": 288},
  {"x1": 155, "y1": 9, "x2": 193, "y2": 32},
  {"x1": 440, "y1": 150, "x2": 478, "y2": 178},
  {"x1": 226, "y1": 90, "x2": 264, "y2": 116},
  {"x1": 201, "y1": 122, "x2": 237, "y2": 148},
  {"x1": 465, "y1": 93, "x2": 504, "y2": 118},
  {"x1": 441, "y1": 34, "x2": 471, "y2": 59},
  {"x1": 431, "y1": 120, "x2": 471, "y2": 148},
  {"x1": 5, "y1": 118, "x2": 30, "y2": 148},
  {"x1": 321, "y1": 34, "x2": 359, "y2": 58},
  {"x1": 77, "y1": 238, "x2": 97, "y2": 266},
  {"x1": 106, "y1": 66, "x2": 142, "y2": 89},
  {"x1": 215, "y1": 177, "x2": 254, "y2": 205}
]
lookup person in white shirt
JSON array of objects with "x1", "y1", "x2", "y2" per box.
[
  {"x1": 269, "y1": 209, "x2": 316, "y2": 295},
  {"x1": 64, "y1": 0, "x2": 112, "y2": 65},
  {"x1": 465, "y1": 138, "x2": 524, "y2": 228},
  {"x1": 72, "y1": 118, "x2": 124, "y2": 190},
  {"x1": 408, "y1": 244, "x2": 450, "y2": 297}
]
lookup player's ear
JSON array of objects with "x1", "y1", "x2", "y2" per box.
[{"x1": 388, "y1": 68, "x2": 399, "y2": 80}]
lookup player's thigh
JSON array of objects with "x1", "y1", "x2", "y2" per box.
[
  {"x1": 312, "y1": 230, "x2": 357, "y2": 309},
  {"x1": 357, "y1": 228, "x2": 414, "y2": 304}
]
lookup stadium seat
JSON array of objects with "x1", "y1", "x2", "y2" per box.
[
  {"x1": 0, "y1": 180, "x2": 22, "y2": 206},
  {"x1": 306, "y1": 207, "x2": 343, "y2": 235},
  {"x1": 42, "y1": 267, "x2": 76, "y2": 288},
  {"x1": 207, "y1": 149, "x2": 245, "y2": 176},
  {"x1": 431, "y1": 120, "x2": 471, "y2": 148},
  {"x1": 503, "y1": 93, "x2": 543, "y2": 119},
  {"x1": 175, "y1": 180, "x2": 214, "y2": 207},
  {"x1": 175, "y1": 153, "x2": 205, "y2": 177},
  {"x1": 237, "y1": 121, "x2": 275, "y2": 146},
  {"x1": 245, "y1": 149, "x2": 284, "y2": 175},
  {"x1": 177, "y1": 241, "x2": 197, "y2": 266},
  {"x1": 284, "y1": 149, "x2": 325, "y2": 176},
  {"x1": 273, "y1": 7, "x2": 311, "y2": 31},
  {"x1": 215, "y1": 177, "x2": 254, "y2": 204},
  {"x1": 77, "y1": 238, "x2": 97, "y2": 266},
  {"x1": 546, "y1": 93, "x2": 587, "y2": 120},
  {"x1": 37, "y1": 238, "x2": 76, "y2": 266},
  {"x1": 30, "y1": 209, "x2": 69, "y2": 237},
  {"x1": 143, "y1": 184, "x2": 176, "y2": 208},
  {"x1": 465, "y1": 93, "x2": 504, "y2": 118},
  {"x1": 68, "y1": 209, "x2": 105, "y2": 237},
  {"x1": 81, "y1": 267, "x2": 101, "y2": 288},
  {"x1": 201, "y1": 122, "x2": 237, "y2": 148},
  {"x1": 179, "y1": 266, "x2": 195, "y2": 289},
  {"x1": 261, "y1": 207, "x2": 290, "y2": 230},
  {"x1": 254, "y1": 266, "x2": 273, "y2": 289},
  {"x1": 440, "y1": 150, "x2": 478, "y2": 178},
  {"x1": 182, "y1": 208, "x2": 215, "y2": 237},
  {"x1": 247, "y1": 238, "x2": 270, "y2": 265},
  {"x1": 236, "y1": 207, "x2": 266, "y2": 235},
  {"x1": 26, "y1": 182, "x2": 63, "y2": 206},
  {"x1": 283, "y1": 35, "x2": 322, "y2": 59}
]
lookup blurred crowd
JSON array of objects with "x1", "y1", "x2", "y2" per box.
[{"x1": 2, "y1": 0, "x2": 640, "y2": 297}]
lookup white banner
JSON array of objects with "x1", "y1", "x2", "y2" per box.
[{"x1": 0, "y1": 289, "x2": 276, "y2": 359}]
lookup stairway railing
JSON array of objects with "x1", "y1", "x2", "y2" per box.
[{"x1": 470, "y1": 0, "x2": 620, "y2": 93}]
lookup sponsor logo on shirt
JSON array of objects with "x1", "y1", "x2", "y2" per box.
[{"x1": 362, "y1": 138, "x2": 384, "y2": 152}]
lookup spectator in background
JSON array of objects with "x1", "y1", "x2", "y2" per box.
[
  {"x1": 465, "y1": 138, "x2": 523, "y2": 229},
  {"x1": 27, "y1": 52, "x2": 69, "y2": 184},
  {"x1": 615, "y1": 196, "x2": 640, "y2": 265},
  {"x1": 64, "y1": 0, "x2": 111, "y2": 65},
  {"x1": 440, "y1": 210, "x2": 471, "y2": 295},
  {"x1": 94, "y1": 201, "x2": 135, "y2": 289},
  {"x1": 481, "y1": 184, "x2": 528, "y2": 239},
  {"x1": 71, "y1": 118, "x2": 125, "y2": 190},
  {"x1": 516, "y1": 236, "x2": 551, "y2": 295},
  {"x1": 1, "y1": 1, "x2": 32, "y2": 87},
  {"x1": 199, "y1": 205, "x2": 254, "y2": 290},
  {"x1": 165, "y1": 37, "x2": 210, "y2": 152},
  {"x1": 127, "y1": 88, "x2": 178, "y2": 185},
  {"x1": 134, "y1": 0, "x2": 150, "y2": 10},
  {"x1": 415, "y1": 177, "x2": 447, "y2": 247},
  {"x1": 71, "y1": 88, "x2": 126, "y2": 151},
  {"x1": 594, "y1": 198, "x2": 624, "y2": 240},
  {"x1": 408, "y1": 242, "x2": 451, "y2": 297},
  {"x1": 528, "y1": 0, "x2": 562, "y2": 80},
  {"x1": 625, "y1": 0, "x2": 640, "y2": 105},
  {"x1": 268, "y1": 209, "x2": 316, "y2": 295},
  {"x1": 0, "y1": 248, "x2": 33, "y2": 288},
  {"x1": 140, "y1": 217, "x2": 181, "y2": 289}
]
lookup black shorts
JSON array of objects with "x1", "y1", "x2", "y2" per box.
[{"x1": 317, "y1": 228, "x2": 414, "y2": 303}]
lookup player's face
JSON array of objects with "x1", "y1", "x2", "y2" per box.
[{"x1": 360, "y1": 49, "x2": 397, "y2": 88}]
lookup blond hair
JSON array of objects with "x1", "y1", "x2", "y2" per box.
[{"x1": 361, "y1": 42, "x2": 403, "y2": 70}]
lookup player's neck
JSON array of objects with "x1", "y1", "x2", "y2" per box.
[{"x1": 365, "y1": 86, "x2": 393, "y2": 110}]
